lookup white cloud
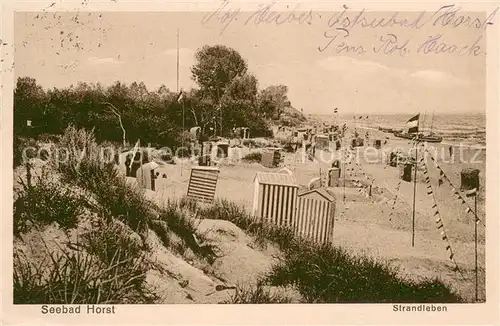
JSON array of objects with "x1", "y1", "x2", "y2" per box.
[
  {"x1": 316, "y1": 56, "x2": 470, "y2": 87},
  {"x1": 410, "y1": 70, "x2": 470, "y2": 86},
  {"x1": 316, "y1": 56, "x2": 407, "y2": 77},
  {"x1": 87, "y1": 56, "x2": 124, "y2": 65}
]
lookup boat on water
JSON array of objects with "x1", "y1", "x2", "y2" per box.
[
  {"x1": 394, "y1": 112, "x2": 443, "y2": 143},
  {"x1": 418, "y1": 133, "x2": 443, "y2": 143},
  {"x1": 378, "y1": 126, "x2": 394, "y2": 133},
  {"x1": 393, "y1": 131, "x2": 443, "y2": 143}
]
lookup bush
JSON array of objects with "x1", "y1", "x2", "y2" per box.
[
  {"x1": 176, "y1": 147, "x2": 191, "y2": 158},
  {"x1": 95, "y1": 177, "x2": 154, "y2": 234},
  {"x1": 13, "y1": 136, "x2": 39, "y2": 168},
  {"x1": 13, "y1": 241, "x2": 157, "y2": 304},
  {"x1": 242, "y1": 152, "x2": 262, "y2": 163},
  {"x1": 81, "y1": 220, "x2": 143, "y2": 264},
  {"x1": 57, "y1": 126, "x2": 153, "y2": 233},
  {"x1": 13, "y1": 173, "x2": 87, "y2": 236},
  {"x1": 37, "y1": 133, "x2": 60, "y2": 143},
  {"x1": 156, "y1": 202, "x2": 219, "y2": 263},
  {"x1": 265, "y1": 243, "x2": 462, "y2": 303},
  {"x1": 194, "y1": 199, "x2": 462, "y2": 303},
  {"x1": 194, "y1": 199, "x2": 297, "y2": 250},
  {"x1": 242, "y1": 139, "x2": 256, "y2": 148},
  {"x1": 279, "y1": 138, "x2": 297, "y2": 153}
]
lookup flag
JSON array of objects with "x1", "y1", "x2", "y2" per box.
[
  {"x1": 129, "y1": 139, "x2": 140, "y2": 169},
  {"x1": 406, "y1": 114, "x2": 420, "y2": 133},
  {"x1": 465, "y1": 188, "x2": 477, "y2": 197},
  {"x1": 176, "y1": 90, "x2": 185, "y2": 103}
]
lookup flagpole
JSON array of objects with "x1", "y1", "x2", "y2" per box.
[
  {"x1": 342, "y1": 139, "x2": 346, "y2": 203},
  {"x1": 177, "y1": 28, "x2": 183, "y2": 177},
  {"x1": 422, "y1": 110, "x2": 426, "y2": 135},
  {"x1": 474, "y1": 193, "x2": 478, "y2": 301},
  {"x1": 411, "y1": 114, "x2": 419, "y2": 247},
  {"x1": 412, "y1": 142, "x2": 417, "y2": 247},
  {"x1": 176, "y1": 28, "x2": 179, "y2": 93}
]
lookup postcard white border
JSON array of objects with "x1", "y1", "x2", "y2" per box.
[{"x1": 1, "y1": 0, "x2": 499, "y2": 325}]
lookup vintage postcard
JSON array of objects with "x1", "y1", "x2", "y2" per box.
[{"x1": 1, "y1": 0, "x2": 499, "y2": 324}]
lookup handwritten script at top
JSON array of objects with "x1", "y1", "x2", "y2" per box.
[{"x1": 201, "y1": 1, "x2": 498, "y2": 57}]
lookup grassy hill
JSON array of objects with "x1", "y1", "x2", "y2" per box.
[{"x1": 12, "y1": 126, "x2": 462, "y2": 304}]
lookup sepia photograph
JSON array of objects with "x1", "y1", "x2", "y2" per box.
[{"x1": 3, "y1": 0, "x2": 499, "y2": 322}]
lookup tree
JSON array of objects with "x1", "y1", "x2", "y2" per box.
[
  {"x1": 219, "y1": 74, "x2": 259, "y2": 130},
  {"x1": 191, "y1": 45, "x2": 248, "y2": 102},
  {"x1": 129, "y1": 81, "x2": 149, "y2": 102},
  {"x1": 103, "y1": 102, "x2": 127, "y2": 147},
  {"x1": 185, "y1": 89, "x2": 220, "y2": 137},
  {"x1": 257, "y1": 85, "x2": 290, "y2": 120},
  {"x1": 223, "y1": 74, "x2": 258, "y2": 105},
  {"x1": 14, "y1": 77, "x2": 47, "y2": 135}
]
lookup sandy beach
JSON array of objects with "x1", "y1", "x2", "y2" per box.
[{"x1": 139, "y1": 123, "x2": 486, "y2": 302}]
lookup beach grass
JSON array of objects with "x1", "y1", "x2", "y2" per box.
[
  {"x1": 13, "y1": 171, "x2": 87, "y2": 237},
  {"x1": 221, "y1": 284, "x2": 293, "y2": 304},
  {"x1": 13, "y1": 126, "x2": 464, "y2": 304},
  {"x1": 13, "y1": 231, "x2": 157, "y2": 304},
  {"x1": 191, "y1": 198, "x2": 462, "y2": 303}
]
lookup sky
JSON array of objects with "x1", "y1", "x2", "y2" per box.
[{"x1": 14, "y1": 7, "x2": 491, "y2": 115}]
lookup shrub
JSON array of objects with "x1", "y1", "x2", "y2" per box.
[
  {"x1": 57, "y1": 126, "x2": 153, "y2": 233},
  {"x1": 194, "y1": 199, "x2": 297, "y2": 250},
  {"x1": 242, "y1": 152, "x2": 262, "y2": 163},
  {"x1": 13, "y1": 136, "x2": 39, "y2": 168},
  {"x1": 94, "y1": 177, "x2": 154, "y2": 234},
  {"x1": 81, "y1": 221, "x2": 143, "y2": 264},
  {"x1": 13, "y1": 242, "x2": 157, "y2": 304},
  {"x1": 178, "y1": 196, "x2": 200, "y2": 213},
  {"x1": 37, "y1": 133, "x2": 60, "y2": 143},
  {"x1": 176, "y1": 147, "x2": 191, "y2": 158},
  {"x1": 196, "y1": 199, "x2": 462, "y2": 303},
  {"x1": 13, "y1": 173, "x2": 86, "y2": 236},
  {"x1": 265, "y1": 243, "x2": 462, "y2": 303},
  {"x1": 242, "y1": 139, "x2": 256, "y2": 148},
  {"x1": 156, "y1": 202, "x2": 219, "y2": 263}
]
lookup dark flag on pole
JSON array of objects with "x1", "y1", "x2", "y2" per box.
[
  {"x1": 466, "y1": 188, "x2": 477, "y2": 197},
  {"x1": 176, "y1": 90, "x2": 185, "y2": 103},
  {"x1": 406, "y1": 114, "x2": 420, "y2": 133}
]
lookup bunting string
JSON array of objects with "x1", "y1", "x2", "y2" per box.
[
  {"x1": 421, "y1": 158, "x2": 466, "y2": 277},
  {"x1": 388, "y1": 179, "x2": 402, "y2": 221},
  {"x1": 424, "y1": 148, "x2": 484, "y2": 226}
]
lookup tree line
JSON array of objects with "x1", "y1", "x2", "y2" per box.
[{"x1": 14, "y1": 45, "x2": 297, "y2": 149}]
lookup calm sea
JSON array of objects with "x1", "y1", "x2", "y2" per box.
[{"x1": 317, "y1": 113, "x2": 486, "y2": 147}]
